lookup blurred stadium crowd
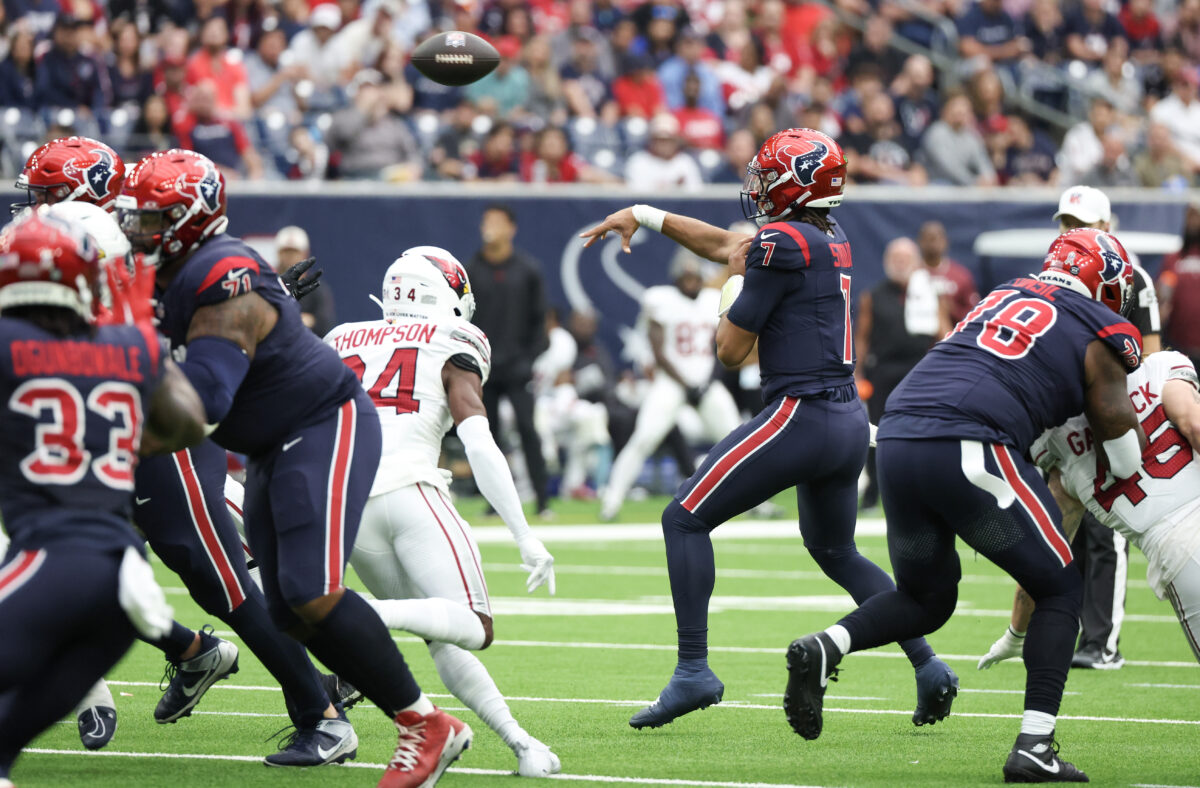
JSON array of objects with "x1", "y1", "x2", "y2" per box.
[{"x1": 2, "y1": 0, "x2": 1199, "y2": 186}]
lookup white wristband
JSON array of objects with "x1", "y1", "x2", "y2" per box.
[
  {"x1": 1102, "y1": 429, "x2": 1143, "y2": 480},
  {"x1": 632, "y1": 204, "x2": 666, "y2": 233}
]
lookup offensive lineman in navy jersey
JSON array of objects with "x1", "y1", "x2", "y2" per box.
[
  {"x1": 0, "y1": 210, "x2": 206, "y2": 786},
  {"x1": 116, "y1": 150, "x2": 472, "y2": 788},
  {"x1": 581, "y1": 129, "x2": 957, "y2": 730},
  {"x1": 788, "y1": 229, "x2": 1146, "y2": 782}
]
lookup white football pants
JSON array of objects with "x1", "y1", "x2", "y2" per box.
[
  {"x1": 351, "y1": 482, "x2": 491, "y2": 617},
  {"x1": 600, "y1": 375, "x2": 740, "y2": 517},
  {"x1": 1165, "y1": 547, "x2": 1200, "y2": 663}
]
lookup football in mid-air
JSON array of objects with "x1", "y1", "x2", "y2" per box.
[{"x1": 410, "y1": 31, "x2": 500, "y2": 87}]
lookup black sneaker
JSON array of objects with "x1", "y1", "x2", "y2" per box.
[
  {"x1": 784, "y1": 632, "x2": 842, "y2": 740},
  {"x1": 322, "y1": 673, "x2": 363, "y2": 711},
  {"x1": 1003, "y1": 732, "x2": 1089, "y2": 783},
  {"x1": 1070, "y1": 644, "x2": 1124, "y2": 670},
  {"x1": 77, "y1": 705, "x2": 117, "y2": 750},
  {"x1": 154, "y1": 626, "x2": 239, "y2": 724}
]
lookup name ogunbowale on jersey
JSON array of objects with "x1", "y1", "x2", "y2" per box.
[
  {"x1": 1034, "y1": 351, "x2": 1200, "y2": 594},
  {"x1": 325, "y1": 315, "x2": 491, "y2": 496}
]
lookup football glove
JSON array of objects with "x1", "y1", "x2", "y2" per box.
[
  {"x1": 517, "y1": 534, "x2": 556, "y2": 595},
  {"x1": 280, "y1": 256, "x2": 323, "y2": 300},
  {"x1": 977, "y1": 625, "x2": 1025, "y2": 670}
]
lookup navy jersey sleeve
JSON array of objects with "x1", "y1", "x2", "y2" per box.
[
  {"x1": 1070, "y1": 297, "x2": 1143, "y2": 371},
  {"x1": 725, "y1": 223, "x2": 810, "y2": 334},
  {"x1": 187, "y1": 246, "x2": 282, "y2": 309}
]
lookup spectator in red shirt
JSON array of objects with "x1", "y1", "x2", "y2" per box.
[
  {"x1": 469, "y1": 121, "x2": 520, "y2": 181},
  {"x1": 520, "y1": 125, "x2": 617, "y2": 183},
  {"x1": 158, "y1": 55, "x2": 189, "y2": 119},
  {"x1": 1158, "y1": 201, "x2": 1200, "y2": 366},
  {"x1": 673, "y1": 71, "x2": 723, "y2": 150},
  {"x1": 612, "y1": 53, "x2": 665, "y2": 118},
  {"x1": 174, "y1": 80, "x2": 264, "y2": 180},
  {"x1": 917, "y1": 220, "x2": 979, "y2": 324},
  {"x1": 186, "y1": 16, "x2": 252, "y2": 119},
  {"x1": 1119, "y1": 0, "x2": 1163, "y2": 63}
]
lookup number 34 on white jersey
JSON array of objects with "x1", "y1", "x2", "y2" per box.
[{"x1": 325, "y1": 316, "x2": 492, "y2": 497}]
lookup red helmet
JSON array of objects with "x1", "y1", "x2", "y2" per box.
[
  {"x1": 12, "y1": 136, "x2": 125, "y2": 215},
  {"x1": 116, "y1": 149, "x2": 228, "y2": 265},
  {"x1": 0, "y1": 207, "x2": 101, "y2": 321},
  {"x1": 1040, "y1": 228, "x2": 1135, "y2": 317},
  {"x1": 741, "y1": 128, "x2": 847, "y2": 225}
]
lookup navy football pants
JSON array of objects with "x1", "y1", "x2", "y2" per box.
[
  {"x1": 244, "y1": 388, "x2": 382, "y2": 628},
  {"x1": 0, "y1": 547, "x2": 135, "y2": 774},
  {"x1": 137, "y1": 441, "x2": 330, "y2": 726},
  {"x1": 661, "y1": 389, "x2": 934, "y2": 666},
  {"x1": 838, "y1": 438, "x2": 1082, "y2": 715}
]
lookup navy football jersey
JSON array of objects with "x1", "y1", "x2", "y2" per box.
[
  {"x1": 725, "y1": 218, "x2": 856, "y2": 402},
  {"x1": 156, "y1": 234, "x2": 360, "y2": 457},
  {"x1": 880, "y1": 277, "x2": 1143, "y2": 453},
  {"x1": 0, "y1": 318, "x2": 162, "y2": 551}
]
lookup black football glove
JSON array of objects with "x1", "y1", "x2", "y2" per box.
[
  {"x1": 685, "y1": 385, "x2": 706, "y2": 407},
  {"x1": 280, "y1": 256, "x2": 323, "y2": 300}
]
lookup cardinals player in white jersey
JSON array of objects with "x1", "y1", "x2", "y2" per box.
[
  {"x1": 321, "y1": 246, "x2": 561, "y2": 777},
  {"x1": 979, "y1": 351, "x2": 1200, "y2": 667},
  {"x1": 599, "y1": 252, "x2": 741, "y2": 521}
]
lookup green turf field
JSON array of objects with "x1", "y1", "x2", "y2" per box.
[{"x1": 14, "y1": 497, "x2": 1200, "y2": 787}]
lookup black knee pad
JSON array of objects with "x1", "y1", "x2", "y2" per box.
[
  {"x1": 1024, "y1": 562, "x2": 1083, "y2": 609},
  {"x1": 662, "y1": 500, "x2": 713, "y2": 535},
  {"x1": 908, "y1": 584, "x2": 959, "y2": 633}
]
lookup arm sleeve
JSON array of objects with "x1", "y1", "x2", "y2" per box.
[
  {"x1": 176, "y1": 335, "x2": 251, "y2": 424},
  {"x1": 457, "y1": 414, "x2": 531, "y2": 541}
]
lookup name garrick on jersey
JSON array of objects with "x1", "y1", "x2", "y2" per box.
[{"x1": 329, "y1": 322, "x2": 438, "y2": 353}]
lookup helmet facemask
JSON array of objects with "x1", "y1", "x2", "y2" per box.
[{"x1": 740, "y1": 163, "x2": 781, "y2": 226}]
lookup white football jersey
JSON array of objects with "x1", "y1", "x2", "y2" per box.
[
  {"x1": 1033, "y1": 351, "x2": 1200, "y2": 595},
  {"x1": 641, "y1": 285, "x2": 721, "y2": 388},
  {"x1": 325, "y1": 315, "x2": 491, "y2": 497}
]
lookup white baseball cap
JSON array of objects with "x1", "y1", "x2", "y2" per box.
[
  {"x1": 275, "y1": 225, "x2": 310, "y2": 252},
  {"x1": 308, "y1": 3, "x2": 342, "y2": 30},
  {"x1": 1053, "y1": 185, "x2": 1111, "y2": 226}
]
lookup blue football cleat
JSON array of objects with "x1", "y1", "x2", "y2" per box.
[
  {"x1": 629, "y1": 661, "x2": 724, "y2": 729},
  {"x1": 77, "y1": 705, "x2": 117, "y2": 750},
  {"x1": 264, "y1": 715, "x2": 358, "y2": 767},
  {"x1": 913, "y1": 656, "x2": 959, "y2": 726},
  {"x1": 154, "y1": 626, "x2": 239, "y2": 724},
  {"x1": 784, "y1": 632, "x2": 841, "y2": 740}
]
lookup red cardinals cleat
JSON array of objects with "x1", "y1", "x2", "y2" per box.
[{"x1": 378, "y1": 707, "x2": 472, "y2": 788}]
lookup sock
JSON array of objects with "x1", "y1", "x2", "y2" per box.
[
  {"x1": 661, "y1": 501, "x2": 715, "y2": 663},
  {"x1": 224, "y1": 596, "x2": 328, "y2": 728},
  {"x1": 401, "y1": 692, "x2": 435, "y2": 716},
  {"x1": 824, "y1": 624, "x2": 851, "y2": 655},
  {"x1": 146, "y1": 621, "x2": 197, "y2": 662},
  {"x1": 72, "y1": 679, "x2": 115, "y2": 717},
  {"x1": 807, "y1": 543, "x2": 935, "y2": 666},
  {"x1": 302, "y1": 589, "x2": 422, "y2": 718},
  {"x1": 429, "y1": 641, "x2": 525, "y2": 749},
  {"x1": 1020, "y1": 709, "x2": 1056, "y2": 736},
  {"x1": 368, "y1": 597, "x2": 487, "y2": 650}
]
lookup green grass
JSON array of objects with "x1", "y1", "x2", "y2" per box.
[{"x1": 14, "y1": 497, "x2": 1200, "y2": 787}]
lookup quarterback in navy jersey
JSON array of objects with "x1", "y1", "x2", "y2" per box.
[
  {"x1": 582, "y1": 129, "x2": 957, "y2": 731},
  {"x1": 788, "y1": 229, "x2": 1146, "y2": 782},
  {"x1": 0, "y1": 210, "x2": 205, "y2": 784},
  {"x1": 117, "y1": 150, "x2": 472, "y2": 788}
]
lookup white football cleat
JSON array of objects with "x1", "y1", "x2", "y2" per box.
[{"x1": 514, "y1": 737, "x2": 561, "y2": 778}]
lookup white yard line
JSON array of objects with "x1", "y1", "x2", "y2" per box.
[
  {"x1": 21, "y1": 748, "x2": 828, "y2": 788},
  {"x1": 1127, "y1": 683, "x2": 1200, "y2": 689}
]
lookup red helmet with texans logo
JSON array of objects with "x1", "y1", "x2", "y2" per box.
[
  {"x1": 116, "y1": 149, "x2": 228, "y2": 266},
  {"x1": 12, "y1": 136, "x2": 125, "y2": 215},
  {"x1": 0, "y1": 207, "x2": 100, "y2": 321},
  {"x1": 741, "y1": 128, "x2": 847, "y2": 225},
  {"x1": 1040, "y1": 228, "x2": 1135, "y2": 317}
]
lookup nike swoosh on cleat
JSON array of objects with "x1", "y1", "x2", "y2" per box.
[
  {"x1": 282, "y1": 438, "x2": 303, "y2": 452},
  {"x1": 1016, "y1": 750, "x2": 1060, "y2": 774},
  {"x1": 86, "y1": 714, "x2": 106, "y2": 740},
  {"x1": 817, "y1": 641, "x2": 828, "y2": 688},
  {"x1": 181, "y1": 679, "x2": 207, "y2": 697},
  {"x1": 317, "y1": 743, "x2": 342, "y2": 760},
  {"x1": 135, "y1": 497, "x2": 151, "y2": 505}
]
